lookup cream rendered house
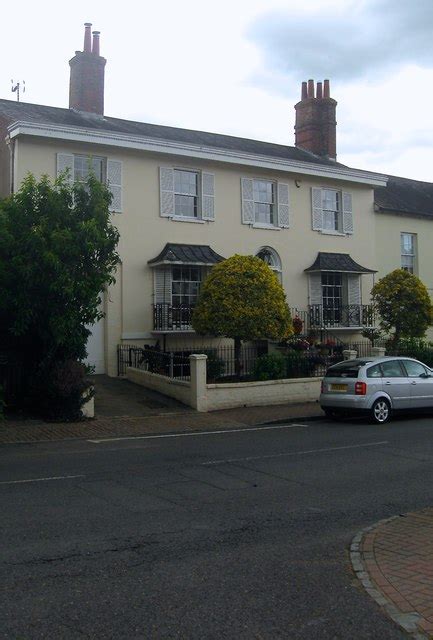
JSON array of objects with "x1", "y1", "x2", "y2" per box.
[
  {"x1": 374, "y1": 176, "x2": 433, "y2": 301},
  {"x1": 0, "y1": 25, "x2": 431, "y2": 376}
]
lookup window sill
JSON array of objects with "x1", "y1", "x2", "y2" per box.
[
  {"x1": 252, "y1": 223, "x2": 281, "y2": 231},
  {"x1": 320, "y1": 229, "x2": 346, "y2": 236},
  {"x1": 170, "y1": 216, "x2": 206, "y2": 224}
]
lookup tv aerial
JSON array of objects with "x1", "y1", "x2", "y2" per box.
[{"x1": 11, "y1": 80, "x2": 25, "y2": 102}]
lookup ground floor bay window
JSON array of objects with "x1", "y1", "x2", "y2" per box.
[
  {"x1": 305, "y1": 252, "x2": 376, "y2": 329},
  {"x1": 148, "y1": 243, "x2": 225, "y2": 332}
]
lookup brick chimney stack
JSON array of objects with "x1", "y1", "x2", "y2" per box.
[
  {"x1": 69, "y1": 23, "x2": 106, "y2": 115},
  {"x1": 294, "y1": 79, "x2": 337, "y2": 160}
]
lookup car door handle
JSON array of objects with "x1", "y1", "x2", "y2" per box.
[
  {"x1": 385, "y1": 381, "x2": 391, "y2": 385},
  {"x1": 411, "y1": 381, "x2": 417, "y2": 385}
]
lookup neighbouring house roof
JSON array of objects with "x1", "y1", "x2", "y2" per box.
[
  {"x1": 374, "y1": 175, "x2": 433, "y2": 219},
  {"x1": 148, "y1": 243, "x2": 225, "y2": 266},
  {"x1": 304, "y1": 252, "x2": 376, "y2": 274}
]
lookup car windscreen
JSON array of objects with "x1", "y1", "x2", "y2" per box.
[{"x1": 325, "y1": 360, "x2": 371, "y2": 378}]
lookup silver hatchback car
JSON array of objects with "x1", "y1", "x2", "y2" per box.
[{"x1": 320, "y1": 356, "x2": 433, "y2": 424}]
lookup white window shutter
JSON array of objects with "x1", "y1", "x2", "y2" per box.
[
  {"x1": 277, "y1": 182, "x2": 290, "y2": 228},
  {"x1": 342, "y1": 192, "x2": 353, "y2": 234},
  {"x1": 311, "y1": 188, "x2": 323, "y2": 231},
  {"x1": 309, "y1": 273, "x2": 322, "y2": 305},
  {"x1": 201, "y1": 172, "x2": 215, "y2": 221},
  {"x1": 56, "y1": 153, "x2": 74, "y2": 185},
  {"x1": 160, "y1": 167, "x2": 175, "y2": 217},
  {"x1": 154, "y1": 268, "x2": 172, "y2": 304},
  {"x1": 347, "y1": 274, "x2": 361, "y2": 305},
  {"x1": 241, "y1": 178, "x2": 255, "y2": 224},
  {"x1": 107, "y1": 159, "x2": 122, "y2": 213}
]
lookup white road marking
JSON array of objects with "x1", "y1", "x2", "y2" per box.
[
  {"x1": 202, "y1": 441, "x2": 389, "y2": 466},
  {"x1": 87, "y1": 423, "x2": 309, "y2": 444},
  {"x1": 0, "y1": 474, "x2": 86, "y2": 486}
]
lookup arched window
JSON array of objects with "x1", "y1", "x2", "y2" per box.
[{"x1": 256, "y1": 247, "x2": 282, "y2": 282}]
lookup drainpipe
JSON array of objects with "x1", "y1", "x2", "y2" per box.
[{"x1": 6, "y1": 135, "x2": 15, "y2": 194}]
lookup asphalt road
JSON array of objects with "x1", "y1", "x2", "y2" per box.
[{"x1": 2, "y1": 415, "x2": 433, "y2": 639}]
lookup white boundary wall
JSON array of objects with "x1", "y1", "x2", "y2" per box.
[
  {"x1": 127, "y1": 354, "x2": 321, "y2": 412},
  {"x1": 205, "y1": 378, "x2": 321, "y2": 411},
  {"x1": 126, "y1": 367, "x2": 191, "y2": 406}
]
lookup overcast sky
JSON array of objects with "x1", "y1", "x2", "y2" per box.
[{"x1": 2, "y1": 0, "x2": 433, "y2": 180}]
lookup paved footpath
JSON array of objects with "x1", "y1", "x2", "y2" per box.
[
  {"x1": 353, "y1": 508, "x2": 433, "y2": 639},
  {"x1": 0, "y1": 401, "x2": 322, "y2": 445}
]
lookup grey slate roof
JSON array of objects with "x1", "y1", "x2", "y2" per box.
[
  {"x1": 2, "y1": 99, "x2": 433, "y2": 219},
  {"x1": 304, "y1": 252, "x2": 376, "y2": 273},
  {"x1": 0, "y1": 98, "x2": 342, "y2": 168},
  {"x1": 148, "y1": 243, "x2": 225, "y2": 266},
  {"x1": 374, "y1": 175, "x2": 433, "y2": 218}
]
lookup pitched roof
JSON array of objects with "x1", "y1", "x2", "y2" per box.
[
  {"x1": 148, "y1": 243, "x2": 225, "y2": 266},
  {"x1": 0, "y1": 98, "x2": 343, "y2": 168},
  {"x1": 304, "y1": 252, "x2": 376, "y2": 273},
  {"x1": 374, "y1": 175, "x2": 433, "y2": 218}
]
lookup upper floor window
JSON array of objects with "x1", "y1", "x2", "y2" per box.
[
  {"x1": 174, "y1": 170, "x2": 199, "y2": 218},
  {"x1": 73, "y1": 155, "x2": 105, "y2": 183},
  {"x1": 56, "y1": 153, "x2": 122, "y2": 213},
  {"x1": 253, "y1": 180, "x2": 275, "y2": 226},
  {"x1": 322, "y1": 190, "x2": 340, "y2": 231},
  {"x1": 241, "y1": 178, "x2": 289, "y2": 229},
  {"x1": 311, "y1": 187, "x2": 353, "y2": 235},
  {"x1": 401, "y1": 233, "x2": 416, "y2": 273},
  {"x1": 160, "y1": 167, "x2": 215, "y2": 222}
]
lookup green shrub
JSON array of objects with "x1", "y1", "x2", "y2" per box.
[
  {"x1": 285, "y1": 353, "x2": 315, "y2": 378},
  {"x1": 0, "y1": 384, "x2": 4, "y2": 419},
  {"x1": 201, "y1": 350, "x2": 225, "y2": 382},
  {"x1": 253, "y1": 353, "x2": 286, "y2": 381},
  {"x1": 30, "y1": 360, "x2": 91, "y2": 421},
  {"x1": 391, "y1": 339, "x2": 433, "y2": 367}
]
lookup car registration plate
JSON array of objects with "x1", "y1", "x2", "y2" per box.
[{"x1": 330, "y1": 383, "x2": 347, "y2": 392}]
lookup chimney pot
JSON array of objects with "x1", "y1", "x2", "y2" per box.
[
  {"x1": 83, "y1": 23, "x2": 92, "y2": 52},
  {"x1": 301, "y1": 81, "x2": 308, "y2": 100},
  {"x1": 307, "y1": 79, "x2": 315, "y2": 98},
  {"x1": 316, "y1": 82, "x2": 323, "y2": 99},
  {"x1": 92, "y1": 31, "x2": 101, "y2": 56},
  {"x1": 324, "y1": 79, "x2": 330, "y2": 98}
]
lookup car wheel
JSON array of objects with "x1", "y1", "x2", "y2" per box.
[
  {"x1": 371, "y1": 398, "x2": 391, "y2": 424},
  {"x1": 323, "y1": 408, "x2": 340, "y2": 420}
]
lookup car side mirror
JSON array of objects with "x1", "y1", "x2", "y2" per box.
[{"x1": 419, "y1": 372, "x2": 430, "y2": 378}]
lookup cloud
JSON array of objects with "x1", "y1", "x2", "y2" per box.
[{"x1": 247, "y1": 0, "x2": 433, "y2": 88}]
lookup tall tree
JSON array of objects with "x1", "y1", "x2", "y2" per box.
[
  {"x1": 0, "y1": 173, "x2": 119, "y2": 414},
  {"x1": 192, "y1": 255, "x2": 292, "y2": 376},
  {"x1": 371, "y1": 269, "x2": 433, "y2": 344}
]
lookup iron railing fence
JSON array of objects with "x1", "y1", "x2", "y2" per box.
[
  {"x1": 383, "y1": 340, "x2": 433, "y2": 367},
  {"x1": 308, "y1": 304, "x2": 375, "y2": 329},
  {"x1": 117, "y1": 345, "x2": 191, "y2": 380},
  {"x1": 153, "y1": 303, "x2": 194, "y2": 331},
  {"x1": 118, "y1": 343, "x2": 265, "y2": 380}
]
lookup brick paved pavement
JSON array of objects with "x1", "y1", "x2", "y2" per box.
[
  {"x1": 353, "y1": 508, "x2": 433, "y2": 639},
  {"x1": 0, "y1": 401, "x2": 323, "y2": 444}
]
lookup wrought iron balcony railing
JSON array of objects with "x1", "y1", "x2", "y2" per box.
[
  {"x1": 152, "y1": 303, "x2": 375, "y2": 332},
  {"x1": 153, "y1": 303, "x2": 195, "y2": 331},
  {"x1": 308, "y1": 304, "x2": 375, "y2": 329}
]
